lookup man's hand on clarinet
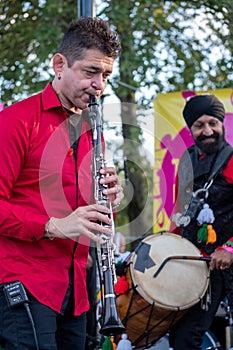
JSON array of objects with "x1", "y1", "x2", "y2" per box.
[
  {"x1": 44, "y1": 166, "x2": 124, "y2": 242},
  {"x1": 99, "y1": 166, "x2": 124, "y2": 208},
  {"x1": 44, "y1": 204, "x2": 112, "y2": 243}
]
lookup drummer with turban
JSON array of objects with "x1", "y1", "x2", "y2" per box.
[{"x1": 170, "y1": 94, "x2": 233, "y2": 350}]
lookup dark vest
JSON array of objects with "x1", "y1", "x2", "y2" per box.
[{"x1": 178, "y1": 143, "x2": 233, "y2": 255}]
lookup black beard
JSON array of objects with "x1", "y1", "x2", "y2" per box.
[{"x1": 195, "y1": 131, "x2": 225, "y2": 154}]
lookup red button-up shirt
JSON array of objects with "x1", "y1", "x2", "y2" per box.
[{"x1": 0, "y1": 83, "x2": 94, "y2": 315}]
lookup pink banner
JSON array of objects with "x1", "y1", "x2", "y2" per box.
[{"x1": 153, "y1": 88, "x2": 233, "y2": 232}]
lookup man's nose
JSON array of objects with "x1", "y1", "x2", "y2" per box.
[
  {"x1": 202, "y1": 124, "x2": 213, "y2": 136},
  {"x1": 91, "y1": 74, "x2": 105, "y2": 90}
]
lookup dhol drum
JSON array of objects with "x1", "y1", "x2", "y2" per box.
[
  {"x1": 116, "y1": 232, "x2": 210, "y2": 349},
  {"x1": 150, "y1": 331, "x2": 222, "y2": 349}
]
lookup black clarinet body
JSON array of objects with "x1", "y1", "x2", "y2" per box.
[{"x1": 89, "y1": 95, "x2": 125, "y2": 336}]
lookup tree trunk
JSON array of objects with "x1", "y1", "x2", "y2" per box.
[{"x1": 120, "y1": 101, "x2": 150, "y2": 245}]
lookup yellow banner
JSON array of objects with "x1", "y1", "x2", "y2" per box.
[{"x1": 153, "y1": 88, "x2": 233, "y2": 233}]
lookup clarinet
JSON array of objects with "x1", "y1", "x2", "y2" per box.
[{"x1": 89, "y1": 95, "x2": 125, "y2": 336}]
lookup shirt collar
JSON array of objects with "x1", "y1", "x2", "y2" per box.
[{"x1": 41, "y1": 82, "x2": 62, "y2": 111}]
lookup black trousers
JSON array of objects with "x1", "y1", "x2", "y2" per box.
[
  {"x1": 169, "y1": 269, "x2": 226, "y2": 350},
  {"x1": 85, "y1": 247, "x2": 98, "y2": 350},
  {"x1": 0, "y1": 286, "x2": 86, "y2": 350}
]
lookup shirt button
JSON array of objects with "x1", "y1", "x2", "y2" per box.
[
  {"x1": 31, "y1": 236, "x2": 36, "y2": 241},
  {"x1": 67, "y1": 148, "x2": 73, "y2": 157}
]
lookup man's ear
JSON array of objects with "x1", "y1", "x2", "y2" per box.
[{"x1": 52, "y1": 53, "x2": 66, "y2": 75}]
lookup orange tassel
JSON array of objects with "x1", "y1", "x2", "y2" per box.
[
  {"x1": 206, "y1": 224, "x2": 217, "y2": 244},
  {"x1": 110, "y1": 336, "x2": 117, "y2": 350}
]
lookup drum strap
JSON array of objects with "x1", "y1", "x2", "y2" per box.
[
  {"x1": 173, "y1": 144, "x2": 233, "y2": 228},
  {"x1": 189, "y1": 144, "x2": 233, "y2": 218},
  {"x1": 205, "y1": 144, "x2": 233, "y2": 183}
]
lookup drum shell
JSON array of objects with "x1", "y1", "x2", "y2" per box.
[{"x1": 117, "y1": 268, "x2": 188, "y2": 349}]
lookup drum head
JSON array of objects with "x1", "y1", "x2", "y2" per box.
[{"x1": 130, "y1": 232, "x2": 209, "y2": 310}]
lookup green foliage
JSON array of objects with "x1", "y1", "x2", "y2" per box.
[
  {"x1": 0, "y1": 0, "x2": 76, "y2": 103},
  {"x1": 98, "y1": 0, "x2": 232, "y2": 107},
  {"x1": 1, "y1": 0, "x2": 232, "y2": 105}
]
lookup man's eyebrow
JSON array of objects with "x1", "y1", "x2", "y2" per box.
[{"x1": 86, "y1": 65, "x2": 112, "y2": 74}]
